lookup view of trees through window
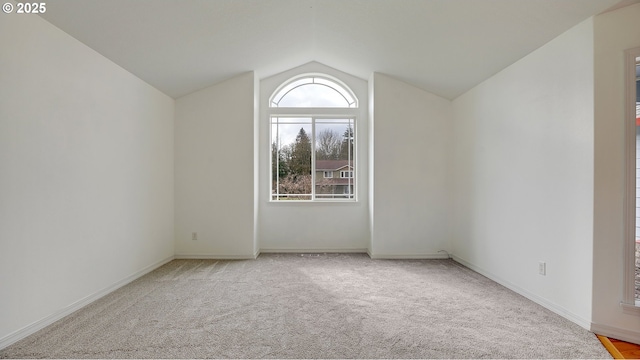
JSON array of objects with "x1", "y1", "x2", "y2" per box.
[{"x1": 271, "y1": 117, "x2": 354, "y2": 200}]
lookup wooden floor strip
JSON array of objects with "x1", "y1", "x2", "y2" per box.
[
  {"x1": 611, "y1": 338, "x2": 640, "y2": 359},
  {"x1": 598, "y1": 335, "x2": 625, "y2": 359},
  {"x1": 596, "y1": 335, "x2": 640, "y2": 359}
]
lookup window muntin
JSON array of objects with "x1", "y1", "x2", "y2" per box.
[{"x1": 270, "y1": 75, "x2": 357, "y2": 108}]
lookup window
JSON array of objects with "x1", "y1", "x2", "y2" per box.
[
  {"x1": 270, "y1": 75, "x2": 357, "y2": 108},
  {"x1": 270, "y1": 74, "x2": 357, "y2": 201}
]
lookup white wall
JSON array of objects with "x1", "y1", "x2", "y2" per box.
[
  {"x1": 4, "y1": 2, "x2": 635, "y2": 349},
  {"x1": 258, "y1": 62, "x2": 370, "y2": 252},
  {"x1": 592, "y1": 3, "x2": 640, "y2": 342},
  {"x1": 370, "y1": 73, "x2": 452, "y2": 258},
  {"x1": 174, "y1": 72, "x2": 257, "y2": 258},
  {"x1": 451, "y1": 19, "x2": 595, "y2": 327},
  {"x1": 0, "y1": 12, "x2": 175, "y2": 346}
]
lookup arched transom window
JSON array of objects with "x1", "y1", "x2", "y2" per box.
[
  {"x1": 270, "y1": 75, "x2": 357, "y2": 108},
  {"x1": 269, "y1": 74, "x2": 358, "y2": 201}
]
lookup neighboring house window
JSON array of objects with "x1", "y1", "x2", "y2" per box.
[
  {"x1": 340, "y1": 171, "x2": 353, "y2": 178},
  {"x1": 270, "y1": 74, "x2": 357, "y2": 201}
]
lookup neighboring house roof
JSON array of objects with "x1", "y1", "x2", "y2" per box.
[{"x1": 316, "y1": 160, "x2": 353, "y2": 171}]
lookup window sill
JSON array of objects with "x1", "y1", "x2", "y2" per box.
[
  {"x1": 620, "y1": 302, "x2": 640, "y2": 315},
  {"x1": 268, "y1": 199, "x2": 360, "y2": 205}
]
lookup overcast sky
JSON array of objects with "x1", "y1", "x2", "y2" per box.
[{"x1": 271, "y1": 83, "x2": 355, "y2": 149}]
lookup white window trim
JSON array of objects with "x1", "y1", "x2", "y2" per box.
[{"x1": 323, "y1": 171, "x2": 333, "y2": 178}]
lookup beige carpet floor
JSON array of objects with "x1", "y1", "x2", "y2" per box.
[{"x1": 0, "y1": 253, "x2": 611, "y2": 359}]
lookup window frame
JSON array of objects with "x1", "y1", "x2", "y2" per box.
[
  {"x1": 270, "y1": 115, "x2": 356, "y2": 202},
  {"x1": 268, "y1": 73, "x2": 359, "y2": 203},
  {"x1": 270, "y1": 74, "x2": 358, "y2": 108}
]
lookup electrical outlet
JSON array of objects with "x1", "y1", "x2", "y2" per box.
[
  {"x1": 192, "y1": 232, "x2": 197, "y2": 241},
  {"x1": 538, "y1": 261, "x2": 546, "y2": 276}
]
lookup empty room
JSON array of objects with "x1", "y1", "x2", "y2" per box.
[{"x1": 1, "y1": 0, "x2": 640, "y2": 358}]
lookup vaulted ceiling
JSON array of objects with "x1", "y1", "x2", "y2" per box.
[{"x1": 39, "y1": 0, "x2": 635, "y2": 99}]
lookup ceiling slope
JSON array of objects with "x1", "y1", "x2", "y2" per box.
[{"x1": 39, "y1": 0, "x2": 628, "y2": 99}]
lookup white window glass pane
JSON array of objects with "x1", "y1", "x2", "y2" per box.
[
  {"x1": 273, "y1": 117, "x2": 312, "y2": 124},
  {"x1": 315, "y1": 123, "x2": 349, "y2": 160},
  {"x1": 277, "y1": 83, "x2": 349, "y2": 107},
  {"x1": 314, "y1": 120, "x2": 354, "y2": 199},
  {"x1": 271, "y1": 78, "x2": 309, "y2": 106},
  {"x1": 316, "y1": 118, "x2": 353, "y2": 124},
  {"x1": 271, "y1": 117, "x2": 312, "y2": 145},
  {"x1": 314, "y1": 77, "x2": 356, "y2": 106},
  {"x1": 272, "y1": 121, "x2": 312, "y2": 200},
  {"x1": 316, "y1": 160, "x2": 349, "y2": 198}
]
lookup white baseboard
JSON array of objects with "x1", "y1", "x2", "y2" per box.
[
  {"x1": 591, "y1": 322, "x2": 640, "y2": 344},
  {"x1": 0, "y1": 255, "x2": 175, "y2": 350},
  {"x1": 368, "y1": 252, "x2": 450, "y2": 260},
  {"x1": 175, "y1": 253, "x2": 258, "y2": 260},
  {"x1": 259, "y1": 248, "x2": 369, "y2": 254},
  {"x1": 451, "y1": 254, "x2": 592, "y2": 330}
]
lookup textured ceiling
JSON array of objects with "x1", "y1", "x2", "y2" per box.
[{"x1": 39, "y1": 0, "x2": 632, "y2": 99}]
